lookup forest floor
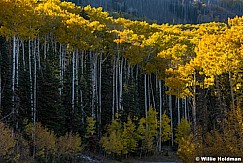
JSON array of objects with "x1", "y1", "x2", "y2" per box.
[{"x1": 78, "y1": 148, "x2": 182, "y2": 163}]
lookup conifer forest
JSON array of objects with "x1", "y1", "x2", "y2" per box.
[{"x1": 0, "y1": 0, "x2": 243, "y2": 162}]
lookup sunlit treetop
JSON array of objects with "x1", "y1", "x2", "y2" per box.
[
  {"x1": 56, "y1": 14, "x2": 89, "y2": 49},
  {"x1": 228, "y1": 16, "x2": 243, "y2": 26},
  {"x1": 84, "y1": 5, "x2": 112, "y2": 25},
  {"x1": 34, "y1": 0, "x2": 71, "y2": 32},
  {"x1": 58, "y1": 1, "x2": 81, "y2": 14},
  {"x1": 0, "y1": 0, "x2": 39, "y2": 39}
]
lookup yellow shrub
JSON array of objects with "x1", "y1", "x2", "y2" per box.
[{"x1": 0, "y1": 121, "x2": 16, "y2": 160}]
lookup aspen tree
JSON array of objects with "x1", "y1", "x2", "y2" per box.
[
  {"x1": 161, "y1": 112, "x2": 172, "y2": 143},
  {"x1": 158, "y1": 79, "x2": 162, "y2": 151}
]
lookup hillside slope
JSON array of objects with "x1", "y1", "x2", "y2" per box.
[{"x1": 65, "y1": 0, "x2": 243, "y2": 24}]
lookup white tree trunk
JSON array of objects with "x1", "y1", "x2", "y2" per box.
[
  {"x1": 16, "y1": 37, "x2": 21, "y2": 129},
  {"x1": 0, "y1": 51, "x2": 1, "y2": 109},
  {"x1": 29, "y1": 39, "x2": 35, "y2": 158},
  {"x1": 192, "y1": 72, "x2": 197, "y2": 145},
  {"x1": 127, "y1": 61, "x2": 130, "y2": 81},
  {"x1": 177, "y1": 98, "x2": 180, "y2": 124},
  {"x1": 75, "y1": 49, "x2": 79, "y2": 109},
  {"x1": 119, "y1": 57, "x2": 123, "y2": 111},
  {"x1": 12, "y1": 35, "x2": 16, "y2": 128},
  {"x1": 91, "y1": 51, "x2": 97, "y2": 118},
  {"x1": 169, "y1": 92, "x2": 174, "y2": 146},
  {"x1": 184, "y1": 98, "x2": 187, "y2": 119},
  {"x1": 21, "y1": 40, "x2": 26, "y2": 71},
  {"x1": 59, "y1": 44, "x2": 62, "y2": 96},
  {"x1": 148, "y1": 74, "x2": 151, "y2": 108},
  {"x1": 150, "y1": 74, "x2": 156, "y2": 108},
  {"x1": 159, "y1": 79, "x2": 162, "y2": 151},
  {"x1": 135, "y1": 65, "x2": 139, "y2": 81},
  {"x1": 16, "y1": 37, "x2": 19, "y2": 88},
  {"x1": 80, "y1": 90, "x2": 84, "y2": 123},
  {"x1": 115, "y1": 55, "x2": 119, "y2": 113},
  {"x1": 80, "y1": 50, "x2": 84, "y2": 75},
  {"x1": 112, "y1": 56, "x2": 116, "y2": 120},
  {"x1": 144, "y1": 74, "x2": 148, "y2": 118},
  {"x1": 95, "y1": 53, "x2": 98, "y2": 119},
  {"x1": 37, "y1": 36, "x2": 41, "y2": 71},
  {"x1": 98, "y1": 53, "x2": 102, "y2": 130},
  {"x1": 33, "y1": 39, "x2": 37, "y2": 126},
  {"x1": 28, "y1": 40, "x2": 33, "y2": 121},
  {"x1": 44, "y1": 35, "x2": 47, "y2": 70},
  {"x1": 72, "y1": 51, "x2": 75, "y2": 113}
]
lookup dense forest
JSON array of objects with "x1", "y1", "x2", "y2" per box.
[
  {"x1": 0, "y1": 0, "x2": 242, "y2": 162},
  {"x1": 66, "y1": 0, "x2": 243, "y2": 24}
]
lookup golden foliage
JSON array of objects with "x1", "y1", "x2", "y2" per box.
[
  {"x1": 57, "y1": 132, "x2": 82, "y2": 156},
  {"x1": 0, "y1": 121, "x2": 16, "y2": 160},
  {"x1": 122, "y1": 117, "x2": 138, "y2": 154},
  {"x1": 204, "y1": 107, "x2": 243, "y2": 157},
  {"x1": 177, "y1": 133, "x2": 195, "y2": 163},
  {"x1": 175, "y1": 118, "x2": 191, "y2": 144},
  {"x1": 161, "y1": 112, "x2": 172, "y2": 142},
  {"x1": 99, "y1": 117, "x2": 124, "y2": 155},
  {"x1": 24, "y1": 121, "x2": 82, "y2": 161},
  {"x1": 85, "y1": 116, "x2": 96, "y2": 138}
]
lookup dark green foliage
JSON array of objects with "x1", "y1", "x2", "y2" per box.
[
  {"x1": 0, "y1": 38, "x2": 12, "y2": 123},
  {"x1": 37, "y1": 62, "x2": 66, "y2": 136},
  {"x1": 68, "y1": 0, "x2": 243, "y2": 24},
  {"x1": 101, "y1": 55, "x2": 113, "y2": 125},
  {"x1": 121, "y1": 77, "x2": 139, "y2": 120}
]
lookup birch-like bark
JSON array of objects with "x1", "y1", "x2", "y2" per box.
[
  {"x1": 29, "y1": 40, "x2": 33, "y2": 120},
  {"x1": 98, "y1": 53, "x2": 102, "y2": 129},
  {"x1": 119, "y1": 57, "x2": 123, "y2": 111},
  {"x1": 72, "y1": 51, "x2": 75, "y2": 113},
  {"x1": 21, "y1": 40, "x2": 26, "y2": 71},
  {"x1": 159, "y1": 79, "x2": 162, "y2": 151},
  {"x1": 44, "y1": 35, "x2": 47, "y2": 70},
  {"x1": 144, "y1": 74, "x2": 148, "y2": 118},
  {"x1": 91, "y1": 51, "x2": 97, "y2": 118},
  {"x1": 115, "y1": 55, "x2": 119, "y2": 113},
  {"x1": 177, "y1": 98, "x2": 180, "y2": 124},
  {"x1": 29, "y1": 39, "x2": 35, "y2": 158},
  {"x1": 59, "y1": 44, "x2": 62, "y2": 96},
  {"x1": 184, "y1": 98, "x2": 187, "y2": 119},
  {"x1": 90, "y1": 51, "x2": 94, "y2": 117},
  {"x1": 124, "y1": 58, "x2": 127, "y2": 82},
  {"x1": 16, "y1": 37, "x2": 20, "y2": 130},
  {"x1": 135, "y1": 64, "x2": 139, "y2": 81},
  {"x1": 62, "y1": 45, "x2": 65, "y2": 84},
  {"x1": 192, "y1": 72, "x2": 197, "y2": 145},
  {"x1": 0, "y1": 51, "x2": 1, "y2": 109},
  {"x1": 148, "y1": 74, "x2": 151, "y2": 108},
  {"x1": 150, "y1": 74, "x2": 155, "y2": 108},
  {"x1": 80, "y1": 50, "x2": 84, "y2": 75},
  {"x1": 33, "y1": 39, "x2": 37, "y2": 126},
  {"x1": 95, "y1": 53, "x2": 98, "y2": 120},
  {"x1": 37, "y1": 36, "x2": 41, "y2": 71},
  {"x1": 127, "y1": 62, "x2": 130, "y2": 81},
  {"x1": 169, "y1": 92, "x2": 174, "y2": 146},
  {"x1": 80, "y1": 90, "x2": 84, "y2": 123},
  {"x1": 12, "y1": 35, "x2": 16, "y2": 128},
  {"x1": 54, "y1": 39, "x2": 57, "y2": 54},
  {"x1": 16, "y1": 37, "x2": 19, "y2": 88},
  {"x1": 75, "y1": 49, "x2": 79, "y2": 109},
  {"x1": 112, "y1": 56, "x2": 116, "y2": 120}
]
